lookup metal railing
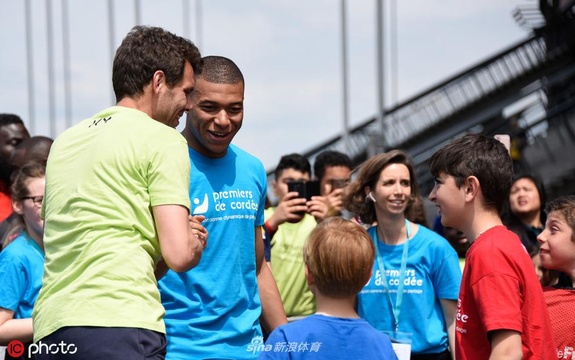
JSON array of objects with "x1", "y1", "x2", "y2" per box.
[{"x1": 285, "y1": 35, "x2": 553, "y2": 173}]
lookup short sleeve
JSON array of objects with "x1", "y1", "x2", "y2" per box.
[
  {"x1": 148, "y1": 135, "x2": 191, "y2": 209},
  {"x1": 472, "y1": 272, "x2": 523, "y2": 333},
  {"x1": 0, "y1": 252, "x2": 26, "y2": 312}
]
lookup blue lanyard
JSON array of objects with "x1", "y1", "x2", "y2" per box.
[{"x1": 373, "y1": 219, "x2": 411, "y2": 332}]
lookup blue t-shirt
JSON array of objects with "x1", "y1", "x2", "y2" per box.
[
  {"x1": 259, "y1": 314, "x2": 398, "y2": 360},
  {"x1": 159, "y1": 144, "x2": 267, "y2": 360},
  {"x1": 357, "y1": 224, "x2": 461, "y2": 354},
  {"x1": 0, "y1": 231, "x2": 45, "y2": 319}
]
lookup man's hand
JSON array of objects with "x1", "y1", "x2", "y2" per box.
[
  {"x1": 155, "y1": 214, "x2": 207, "y2": 280},
  {"x1": 189, "y1": 214, "x2": 208, "y2": 249},
  {"x1": 308, "y1": 196, "x2": 329, "y2": 222},
  {"x1": 267, "y1": 191, "x2": 307, "y2": 229},
  {"x1": 323, "y1": 187, "x2": 345, "y2": 218}
]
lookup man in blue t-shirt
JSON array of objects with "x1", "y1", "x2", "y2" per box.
[{"x1": 158, "y1": 56, "x2": 287, "y2": 360}]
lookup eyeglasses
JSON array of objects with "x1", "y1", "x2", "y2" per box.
[{"x1": 21, "y1": 195, "x2": 43, "y2": 207}]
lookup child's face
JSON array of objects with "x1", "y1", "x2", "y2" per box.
[
  {"x1": 428, "y1": 172, "x2": 466, "y2": 230},
  {"x1": 537, "y1": 211, "x2": 575, "y2": 273},
  {"x1": 13, "y1": 177, "x2": 46, "y2": 239}
]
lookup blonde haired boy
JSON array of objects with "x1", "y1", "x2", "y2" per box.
[{"x1": 260, "y1": 217, "x2": 397, "y2": 359}]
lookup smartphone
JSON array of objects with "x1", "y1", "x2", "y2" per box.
[
  {"x1": 288, "y1": 180, "x2": 319, "y2": 216},
  {"x1": 287, "y1": 180, "x2": 320, "y2": 201},
  {"x1": 287, "y1": 180, "x2": 306, "y2": 200}
]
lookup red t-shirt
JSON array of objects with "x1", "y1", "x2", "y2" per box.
[
  {"x1": 0, "y1": 180, "x2": 12, "y2": 222},
  {"x1": 455, "y1": 226, "x2": 556, "y2": 360},
  {"x1": 544, "y1": 286, "x2": 575, "y2": 359}
]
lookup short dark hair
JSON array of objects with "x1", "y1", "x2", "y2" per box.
[
  {"x1": 0, "y1": 113, "x2": 26, "y2": 128},
  {"x1": 10, "y1": 136, "x2": 54, "y2": 181},
  {"x1": 313, "y1": 150, "x2": 352, "y2": 181},
  {"x1": 197, "y1": 56, "x2": 244, "y2": 85},
  {"x1": 274, "y1": 153, "x2": 311, "y2": 180},
  {"x1": 429, "y1": 133, "x2": 513, "y2": 213},
  {"x1": 112, "y1": 25, "x2": 202, "y2": 102}
]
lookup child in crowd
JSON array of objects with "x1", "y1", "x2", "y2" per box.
[
  {"x1": 0, "y1": 162, "x2": 46, "y2": 359},
  {"x1": 260, "y1": 217, "x2": 398, "y2": 360},
  {"x1": 428, "y1": 133, "x2": 555, "y2": 359},
  {"x1": 537, "y1": 195, "x2": 575, "y2": 357}
]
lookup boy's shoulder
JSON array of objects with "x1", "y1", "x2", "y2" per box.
[
  {"x1": 470, "y1": 225, "x2": 524, "y2": 254},
  {"x1": 466, "y1": 225, "x2": 533, "y2": 275},
  {"x1": 477, "y1": 225, "x2": 519, "y2": 245}
]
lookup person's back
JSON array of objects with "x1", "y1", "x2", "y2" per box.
[
  {"x1": 261, "y1": 218, "x2": 398, "y2": 360},
  {"x1": 428, "y1": 133, "x2": 555, "y2": 360},
  {"x1": 34, "y1": 107, "x2": 188, "y2": 339},
  {"x1": 536, "y1": 195, "x2": 575, "y2": 357},
  {"x1": 32, "y1": 25, "x2": 206, "y2": 360}
]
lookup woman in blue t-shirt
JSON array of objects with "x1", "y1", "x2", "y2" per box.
[
  {"x1": 0, "y1": 162, "x2": 46, "y2": 357},
  {"x1": 342, "y1": 150, "x2": 461, "y2": 360}
]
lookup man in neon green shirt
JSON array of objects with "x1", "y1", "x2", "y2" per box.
[{"x1": 32, "y1": 26, "x2": 207, "y2": 360}]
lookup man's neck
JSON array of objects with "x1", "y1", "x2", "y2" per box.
[{"x1": 116, "y1": 95, "x2": 153, "y2": 118}]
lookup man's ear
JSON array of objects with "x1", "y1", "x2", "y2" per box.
[
  {"x1": 464, "y1": 176, "x2": 481, "y2": 202},
  {"x1": 152, "y1": 70, "x2": 166, "y2": 93}
]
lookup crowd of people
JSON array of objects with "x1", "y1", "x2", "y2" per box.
[{"x1": 0, "y1": 24, "x2": 572, "y2": 360}]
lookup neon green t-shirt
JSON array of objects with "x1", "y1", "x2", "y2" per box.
[
  {"x1": 33, "y1": 106, "x2": 190, "y2": 341},
  {"x1": 265, "y1": 207, "x2": 316, "y2": 317}
]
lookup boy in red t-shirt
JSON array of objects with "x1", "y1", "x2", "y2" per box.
[
  {"x1": 537, "y1": 195, "x2": 575, "y2": 358},
  {"x1": 427, "y1": 134, "x2": 555, "y2": 360}
]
